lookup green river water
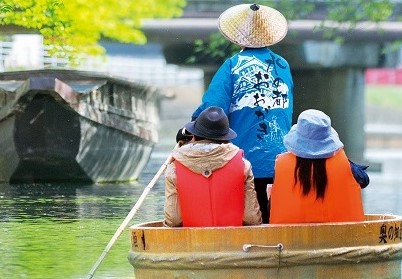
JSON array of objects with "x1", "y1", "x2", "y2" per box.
[{"x1": 0, "y1": 152, "x2": 168, "y2": 279}]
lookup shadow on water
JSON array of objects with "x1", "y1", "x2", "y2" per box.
[{"x1": 0, "y1": 179, "x2": 166, "y2": 222}]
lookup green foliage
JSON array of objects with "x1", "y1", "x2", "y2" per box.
[
  {"x1": 326, "y1": 0, "x2": 393, "y2": 23},
  {"x1": 0, "y1": 2, "x2": 12, "y2": 13},
  {"x1": 186, "y1": 32, "x2": 241, "y2": 64},
  {"x1": 383, "y1": 41, "x2": 402, "y2": 54},
  {"x1": 0, "y1": 0, "x2": 186, "y2": 61},
  {"x1": 318, "y1": 0, "x2": 394, "y2": 42},
  {"x1": 267, "y1": 0, "x2": 315, "y2": 20}
]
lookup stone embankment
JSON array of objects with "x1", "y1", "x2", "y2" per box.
[{"x1": 365, "y1": 105, "x2": 402, "y2": 149}]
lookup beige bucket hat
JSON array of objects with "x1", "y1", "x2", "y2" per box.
[{"x1": 218, "y1": 3, "x2": 288, "y2": 48}]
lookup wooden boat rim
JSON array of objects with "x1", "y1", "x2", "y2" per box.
[{"x1": 130, "y1": 213, "x2": 402, "y2": 230}]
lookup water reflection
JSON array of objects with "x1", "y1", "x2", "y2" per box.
[{"x1": 0, "y1": 183, "x2": 84, "y2": 222}]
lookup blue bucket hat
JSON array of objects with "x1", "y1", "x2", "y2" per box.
[
  {"x1": 283, "y1": 109, "x2": 344, "y2": 159},
  {"x1": 184, "y1": 106, "x2": 237, "y2": 141}
]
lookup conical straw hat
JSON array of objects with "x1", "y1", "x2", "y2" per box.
[{"x1": 218, "y1": 3, "x2": 288, "y2": 48}]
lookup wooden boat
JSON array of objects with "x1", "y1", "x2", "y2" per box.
[
  {"x1": 128, "y1": 214, "x2": 402, "y2": 279},
  {"x1": 0, "y1": 69, "x2": 160, "y2": 183}
]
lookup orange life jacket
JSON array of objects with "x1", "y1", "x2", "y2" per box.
[
  {"x1": 175, "y1": 150, "x2": 245, "y2": 227},
  {"x1": 270, "y1": 149, "x2": 365, "y2": 224}
]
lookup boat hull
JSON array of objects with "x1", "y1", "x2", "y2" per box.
[
  {"x1": 128, "y1": 214, "x2": 402, "y2": 279},
  {"x1": 0, "y1": 70, "x2": 159, "y2": 183}
]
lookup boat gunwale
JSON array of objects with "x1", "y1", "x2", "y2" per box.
[
  {"x1": 129, "y1": 213, "x2": 402, "y2": 230},
  {"x1": 0, "y1": 69, "x2": 157, "y2": 91}
]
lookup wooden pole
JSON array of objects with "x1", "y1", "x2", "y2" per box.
[{"x1": 86, "y1": 143, "x2": 177, "y2": 279}]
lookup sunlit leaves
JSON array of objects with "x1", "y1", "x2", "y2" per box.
[
  {"x1": 0, "y1": 0, "x2": 186, "y2": 61},
  {"x1": 0, "y1": 3, "x2": 12, "y2": 13}
]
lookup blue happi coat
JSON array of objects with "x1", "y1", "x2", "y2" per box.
[{"x1": 192, "y1": 48, "x2": 294, "y2": 178}]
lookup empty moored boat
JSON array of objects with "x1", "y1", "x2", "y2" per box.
[{"x1": 0, "y1": 69, "x2": 160, "y2": 183}]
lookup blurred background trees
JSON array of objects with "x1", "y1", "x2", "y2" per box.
[{"x1": 0, "y1": 0, "x2": 186, "y2": 60}]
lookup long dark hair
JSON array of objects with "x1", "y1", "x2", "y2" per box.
[{"x1": 294, "y1": 157, "x2": 328, "y2": 200}]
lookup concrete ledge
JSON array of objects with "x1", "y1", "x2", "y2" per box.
[
  {"x1": 365, "y1": 123, "x2": 402, "y2": 134},
  {"x1": 365, "y1": 124, "x2": 402, "y2": 149},
  {"x1": 365, "y1": 148, "x2": 402, "y2": 175},
  {"x1": 142, "y1": 19, "x2": 402, "y2": 44}
]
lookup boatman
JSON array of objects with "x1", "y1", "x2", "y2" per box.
[
  {"x1": 165, "y1": 106, "x2": 262, "y2": 227},
  {"x1": 182, "y1": 3, "x2": 294, "y2": 223}
]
